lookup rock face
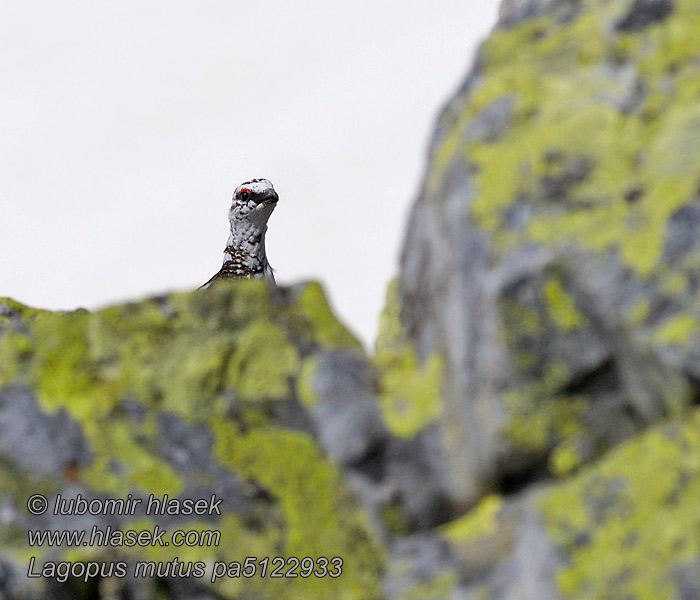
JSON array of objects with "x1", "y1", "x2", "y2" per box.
[
  {"x1": 400, "y1": 0, "x2": 700, "y2": 509},
  {"x1": 2, "y1": 0, "x2": 700, "y2": 598},
  {"x1": 0, "y1": 283, "x2": 383, "y2": 600},
  {"x1": 383, "y1": 0, "x2": 700, "y2": 596}
]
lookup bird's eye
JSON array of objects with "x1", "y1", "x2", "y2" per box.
[{"x1": 240, "y1": 190, "x2": 250, "y2": 201}]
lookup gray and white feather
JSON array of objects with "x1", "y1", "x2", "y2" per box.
[{"x1": 201, "y1": 178, "x2": 279, "y2": 288}]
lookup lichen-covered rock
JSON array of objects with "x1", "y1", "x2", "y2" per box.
[
  {"x1": 375, "y1": 280, "x2": 444, "y2": 441},
  {"x1": 538, "y1": 407, "x2": 700, "y2": 600},
  {"x1": 381, "y1": 489, "x2": 562, "y2": 600},
  {"x1": 300, "y1": 350, "x2": 386, "y2": 467},
  {"x1": 299, "y1": 280, "x2": 451, "y2": 533},
  {"x1": 0, "y1": 282, "x2": 383, "y2": 600},
  {"x1": 383, "y1": 406, "x2": 700, "y2": 599},
  {"x1": 371, "y1": 280, "x2": 451, "y2": 530},
  {"x1": 398, "y1": 0, "x2": 700, "y2": 509}
]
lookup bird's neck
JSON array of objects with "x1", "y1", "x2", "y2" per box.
[{"x1": 225, "y1": 221, "x2": 268, "y2": 265}]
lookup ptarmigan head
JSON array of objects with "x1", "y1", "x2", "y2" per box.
[
  {"x1": 229, "y1": 178, "x2": 279, "y2": 231},
  {"x1": 200, "y1": 178, "x2": 279, "y2": 289}
]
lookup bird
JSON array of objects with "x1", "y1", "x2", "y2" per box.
[{"x1": 201, "y1": 178, "x2": 279, "y2": 289}]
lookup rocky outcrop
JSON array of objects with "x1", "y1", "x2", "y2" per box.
[
  {"x1": 377, "y1": 0, "x2": 700, "y2": 596},
  {"x1": 0, "y1": 283, "x2": 383, "y2": 600},
  {"x1": 399, "y1": 0, "x2": 700, "y2": 513}
]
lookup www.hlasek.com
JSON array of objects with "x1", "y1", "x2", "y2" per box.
[{"x1": 26, "y1": 493, "x2": 342, "y2": 583}]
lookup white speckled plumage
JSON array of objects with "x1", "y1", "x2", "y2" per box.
[{"x1": 201, "y1": 178, "x2": 279, "y2": 288}]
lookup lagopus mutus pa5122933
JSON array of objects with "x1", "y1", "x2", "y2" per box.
[{"x1": 201, "y1": 178, "x2": 279, "y2": 288}]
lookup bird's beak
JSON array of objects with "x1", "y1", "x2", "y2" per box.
[{"x1": 262, "y1": 190, "x2": 279, "y2": 205}]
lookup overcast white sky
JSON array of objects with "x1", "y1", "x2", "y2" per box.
[{"x1": 0, "y1": 0, "x2": 500, "y2": 346}]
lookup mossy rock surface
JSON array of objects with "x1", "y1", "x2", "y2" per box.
[
  {"x1": 396, "y1": 0, "x2": 700, "y2": 507},
  {"x1": 539, "y1": 407, "x2": 700, "y2": 600},
  {"x1": 393, "y1": 408, "x2": 700, "y2": 600},
  {"x1": 0, "y1": 281, "x2": 382, "y2": 600},
  {"x1": 374, "y1": 279, "x2": 443, "y2": 440},
  {"x1": 374, "y1": 0, "x2": 700, "y2": 595}
]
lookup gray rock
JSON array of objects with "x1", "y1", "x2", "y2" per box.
[
  {"x1": 383, "y1": 533, "x2": 458, "y2": 599},
  {"x1": 156, "y1": 412, "x2": 251, "y2": 518},
  {"x1": 614, "y1": 0, "x2": 674, "y2": 31},
  {"x1": 307, "y1": 351, "x2": 388, "y2": 466},
  {"x1": 498, "y1": 0, "x2": 582, "y2": 27},
  {"x1": 401, "y1": 163, "x2": 513, "y2": 506},
  {"x1": 396, "y1": 0, "x2": 698, "y2": 511},
  {"x1": 463, "y1": 96, "x2": 516, "y2": 145},
  {"x1": 0, "y1": 386, "x2": 91, "y2": 476},
  {"x1": 385, "y1": 426, "x2": 453, "y2": 529},
  {"x1": 488, "y1": 500, "x2": 563, "y2": 600}
]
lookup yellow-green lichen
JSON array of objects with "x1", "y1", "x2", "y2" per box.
[
  {"x1": 380, "y1": 501, "x2": 410, "y2": 536},
  {"x1": 629, "y1": 299, "x2": 651, "y2": 325},
  {"x1": 539, "y1": 408, "x2": 700, "y2": 600},
  {"x1": 499, "y1": 283, "x2": 586, "y2": 380},
  {"x1": 653, "y1": 313, "x2": 700, "y2": 346},
  {"x1": 0, "y1": 298, "x2": 41, "y2": 320},
  {"x1": 503, "y1": 386, "x2": 588, "y2": 457},
  {"x1": 431, "y1": 0, "x2": 700, "y2": 281},
  {"x1": 226, "y1": 321, "x2": 300, "y2": 400},
  {"x1": 550, "y1": 436, "x2": 585, "y2": 477},
  {"x1": 214, "y1": 424, "x2": 384, "y2": 599},
  {"x1": 396, "y1": 571, "x2": 460, "y2": 600},
  {"x1": 375, "y1": 279, "x2": 409, "y2": 355},
  {"x1": 0, "y1": 330, "x2": 33, "y2": 385},
  {"x1": 83, "y1": 418, "x2": 183, "y2": 497},
  {"x1": 442, "y1": 495, "x2": 503, "y2": 544},
  {"x1": 297, "y1": 282, "x2": 362, "y2": 351},
  {"x1": 297, "y1": 355, "x2": 320, "y2": 407},
  {"x1": 375, "y1": 279, "x2": 444, "y2": 438},
  {"x1": 439, "y1": 494, "x2": 515, "y2": 579},
  {"x1": 377, "y1": 351, "x2": 444, "y2": 439},
  {"x1": 543, "y1": 279, "x2": 585, "y2": 331}
]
